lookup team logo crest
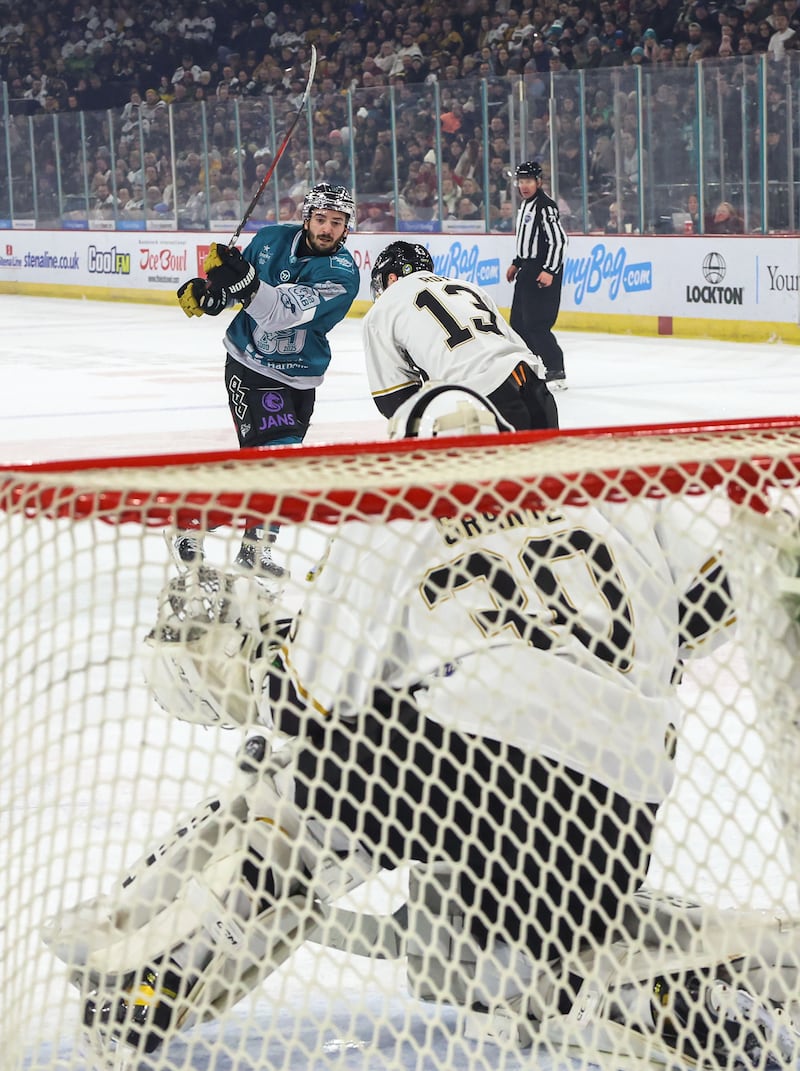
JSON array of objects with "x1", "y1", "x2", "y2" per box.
[{"x1": 262, "y1": 391, "x2": 285, "y2": 412}]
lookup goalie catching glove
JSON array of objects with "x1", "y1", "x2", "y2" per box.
[
  {"x1": 203, "y1": 242, "x2": 260, "y2": 307},
  {"x1": 142, "y1": 565, "x2": 289, "y2": 729}
]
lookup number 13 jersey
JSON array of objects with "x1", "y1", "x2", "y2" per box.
[{"x1": 363, "y1": 271, "x2": 547, "y2": 415}]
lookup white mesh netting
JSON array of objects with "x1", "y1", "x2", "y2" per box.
[{"x1": 2, "y1": 419, "x2": 800, "y2": 1071}]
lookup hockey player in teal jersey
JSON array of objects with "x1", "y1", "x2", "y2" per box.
[{"x1": 176, "y1": 183, "x2": 359, "y2": 575}]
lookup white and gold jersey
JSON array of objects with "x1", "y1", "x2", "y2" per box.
[
  {"x1": 285, "y1": 497, "x2": 730, "y2": 805},
  {"x1": 363, "y1": 272, "x2": 546, "y2": 416}
]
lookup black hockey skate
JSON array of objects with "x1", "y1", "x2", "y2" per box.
[
  {"x1": 651, "y1": 960, "x2": 800, "y2": 1069},
  {"x1": 234, "y1": 526, "x2": 287, "y2": 580},
  {"x1": 173, "y1": 533, "x2": 204, "y2": 565},
  {"x1": 79, "y1": 959, "x2": 191, "y2": 1064},
  {"x1": 234, "y1": 539, "x2": 286, "y2": 579}
]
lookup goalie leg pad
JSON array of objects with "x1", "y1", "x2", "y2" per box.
[
  {"x1": 405, "y1": 869, "x2": 800, "y2": 1067},
  {"x1": 77, "y1": 888, "x2": 322, "y2": 1066},
  {"x1": 48, "y1": 737, "x2": 375, "y2": 1064},
  {"x1": 44, "y1": 739, "x2": 305, "y2": 971},
  {"x1": 447, "y1": 882, "x2": 800, "y2": 1066},
  {"x1": 42, "y1": 792, "x2": 248, "y2": 970}
]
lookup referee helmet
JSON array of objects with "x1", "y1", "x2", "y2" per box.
[{"x1": 515, "y1": 160, "x2": 543, "y2": 183}]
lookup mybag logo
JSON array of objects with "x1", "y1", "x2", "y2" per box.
[
  {"x1": 562, "y1": 244, "x2": 652, "y2": 305},
  {"x1": 431, "y1": 242, "x2": 501, "y2": 287}
]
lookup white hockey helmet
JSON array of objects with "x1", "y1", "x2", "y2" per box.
[
  {"x1": 302, "y1": 182, "x2": 354, "y2": 249},
  {"x1": 388, "y1": 383, "x2": 512, "y2": 440}
]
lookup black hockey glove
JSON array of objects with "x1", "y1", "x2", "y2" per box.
[
  {"x1": 177, "y1": 278, "x2": 228, "y2": 317},
  {"x1": 203, "y1": 242, "x2": 259, "y2": 308}
]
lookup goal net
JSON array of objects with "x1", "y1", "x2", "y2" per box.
[{"x1": 3, "y1": 417, "x2": 800, "y2": 1071}]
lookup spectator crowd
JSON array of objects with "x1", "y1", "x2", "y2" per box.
[{"x1": 1, "y1": 0, "x2": 796, "y2": 232}]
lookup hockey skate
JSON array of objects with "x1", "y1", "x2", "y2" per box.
[
  {"x1": 234, "y1": 525, "x2": 287, "y2": 581},
  {"x1": 171, "y1": 531, "x2": 204, "y2": 566}
]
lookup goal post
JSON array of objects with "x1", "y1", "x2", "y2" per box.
[{"x1": 2, "y1": 417, "x2": 800, "y2": 1071}]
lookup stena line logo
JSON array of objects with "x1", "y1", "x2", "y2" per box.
[{"x1": 686, "y1": 253, "x2": 743, "y2": 305}]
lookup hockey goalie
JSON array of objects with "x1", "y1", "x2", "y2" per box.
[{"x1": 43, "y1": 386, "x2": 800, "y2": 1071}]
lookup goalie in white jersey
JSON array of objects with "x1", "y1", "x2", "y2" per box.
[
  {"x1": 44, "y1": 386, "x2": 800, "y2": 1070},
  {"x1": 364, "y1": 241, "x2": 559, "y2": 431}
]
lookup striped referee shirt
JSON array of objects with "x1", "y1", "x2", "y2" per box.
[{"x1": 513, "y1": 188, "x2": 567, "y2": 274}]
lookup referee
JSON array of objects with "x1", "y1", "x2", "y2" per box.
[{"x1": 506, "y1": 160, "x2": 568, "y2": 390}]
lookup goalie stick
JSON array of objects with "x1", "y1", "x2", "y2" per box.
[{"x1": 228, "y1": 44, "x2": 318, "y2": 248}]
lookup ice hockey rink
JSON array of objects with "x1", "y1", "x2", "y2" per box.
[
  {"x1": 2, "y1": 294, "x2": 800, "y2": 1071},
  {"x1": 2, "y1": 295, "x2": 799, "y2": 465}
]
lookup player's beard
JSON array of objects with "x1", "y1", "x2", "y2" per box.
[{"x1": 304, "y1": 225, "x2": 342, "y2": 255}]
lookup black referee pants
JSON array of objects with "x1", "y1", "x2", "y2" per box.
[{"x1": 510, "y1": 265, "x2": 565, "y2": 378}]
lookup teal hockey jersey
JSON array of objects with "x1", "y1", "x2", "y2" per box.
[{"x1": 222, "y1": 223, "x2": 359, "y2": 386}]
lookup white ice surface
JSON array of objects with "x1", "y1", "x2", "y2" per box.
[
  {"x1": 1, "y1": 295, "x2": 798, "y2": 465},
  {"x1": 2, "y1": 295, "x2": 799, "y2": 1071}
]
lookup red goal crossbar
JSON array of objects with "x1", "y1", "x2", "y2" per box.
[{"x1": 1, "y1": 416, "x2": 799, "y2": 527}]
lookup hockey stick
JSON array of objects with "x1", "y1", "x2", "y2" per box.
[{"x1": 228, "y1": 45, "x2": 318, "y2": 247}]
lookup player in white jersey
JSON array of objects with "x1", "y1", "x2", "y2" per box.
[
  {"x1": 50, "y1": 386, "x2": 799, "y2": 1071},
  {"x1": 364, "y1": 241, "x2": 559, "y2": 430}
]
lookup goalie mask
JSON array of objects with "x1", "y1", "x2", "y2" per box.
[
  {"x1": 370, "y1": 241, "x2": 434, "y2": 300},
  {"x1": 388, "y1": 383, "x2": 512, "y2": 440},
  {"x1": 302, "y1": 182, "x2": 354, "y2": 249}
]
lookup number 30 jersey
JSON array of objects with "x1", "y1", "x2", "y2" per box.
[
  {"x1": 284, "y1": 498, "x2": 731, "y2": 804},
  {"x1": 363, "y1": 272, "x2": 547, "y2": 415}
]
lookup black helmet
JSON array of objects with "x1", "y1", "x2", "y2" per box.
[
  {"x1": 515, "y1": 160, "x2": 543, "y2": 182},
  {"x1": 370, "y1": 241, "x2": 434, "y2": 300}
]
